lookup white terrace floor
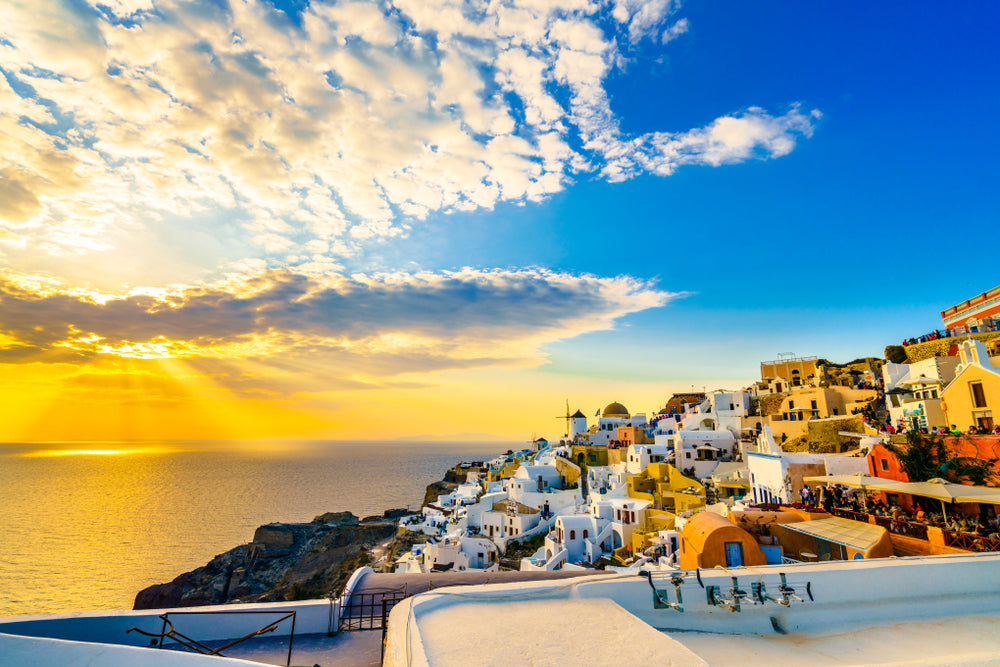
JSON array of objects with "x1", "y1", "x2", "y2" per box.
[{"x1": 164, "y1": 630, "x2": 384, "y2": 667}]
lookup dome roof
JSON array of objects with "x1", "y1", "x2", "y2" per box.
[{"x1": 602, "y1": 402, "x2": 630, "y2": 418}]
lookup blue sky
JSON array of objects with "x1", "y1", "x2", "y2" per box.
[{"x1": 0, "y1": 0, "x2": 997, "y2": 439}]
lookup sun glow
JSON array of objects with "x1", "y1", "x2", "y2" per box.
[{"x1": 20, "y1": 446, "x2": 177, "y2": 458}]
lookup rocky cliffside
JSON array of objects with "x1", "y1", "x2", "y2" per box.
[
  {"x1": 133, "y1": 462, "x2": 490, "y2": 610},
  {"x1": 133, "y1": 509, "x2": 405, "y2": 610}
]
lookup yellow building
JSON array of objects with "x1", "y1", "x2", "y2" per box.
[
  {"x1": 942, "y1": 340, "x2": 1000, "y2": 431},
  {"x1": 758, "y1": 386, "x2": 876, "y2": 441},
  {"x1": 627, "y1": 462, "x2": 705, "y2": 514},
  {"x1": 760, "y1": 355, "x2": 819, "y2": 389},
  {"x1": 629, "y1": 509, "x2": 676, "y2": 554},
  {"x1": 570, "y1": 444, "x2": 608, "y2": 469}
]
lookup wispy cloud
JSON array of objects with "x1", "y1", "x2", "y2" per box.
[{"x1": 0, "y1": 0, "x2": 818, "y2": 272}]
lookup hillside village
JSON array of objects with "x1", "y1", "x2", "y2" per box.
[{"x1": 394, "y1": 285, "x2": 1000, "y2": 575}]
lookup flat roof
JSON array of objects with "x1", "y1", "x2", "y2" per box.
[{"x1": 778, "y1": 516, "x2": 885, "y2": 552}]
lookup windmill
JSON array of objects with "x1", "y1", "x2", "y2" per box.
[{"x1": 556, "y1": 399, "x2": 572, "y2": 438}]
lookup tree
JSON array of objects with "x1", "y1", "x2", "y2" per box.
[
  {"x1": 887, "y1": 432, "x2": 998, "y2": 485},
  {"x1": 884, "y1": 345, "x2": 908, "y2": 364}
]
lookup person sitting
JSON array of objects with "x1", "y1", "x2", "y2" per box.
[{"x1": 915, "y1": 507, "x2": 926, "y2": 522}]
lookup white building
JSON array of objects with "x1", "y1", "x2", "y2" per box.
[
  {"x1": 883, "y1": 356, "x2": 959, "y2": 431},
  {"x1": 624, "y1": 443, "x2": 671, "y2": 475},
  {"x1": 586, "y1": 402, "x2": 645, "y2": 446},
  {"x1": 479, "y1": 499, "x2": 542, "y2": 540},
  {"x1": 608, "y1": 497, "x2": 652, "y2": 550},
  {"x1": 677, "y1": 390, "x2": 750, "y2": 437},
  {"x1": 394, "y1": 536, "x2": 499, "y2": 573},
  {"x1": 746, "y1": 448, "x2": 866, "y2": 506},
  {"x1": 570, "y1": 410, "x2": 588, "y2": 438},
  {"x1": 673, "y1": 429, "x2": 737, "y2": 479},
  {"x1": 543, "y1": 514, "x2": 614, "y2": 567}
]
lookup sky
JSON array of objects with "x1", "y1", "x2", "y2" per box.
[{"x1": 0, "y1": 0, "x2": 997, "y2": 442}]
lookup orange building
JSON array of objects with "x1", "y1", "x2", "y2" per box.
[
  {"x1": 941, "y1": 283, "x2": 1000, "y2": 333},
  {"x1": 678, "y1": 512, "x2": 767, "y2": 569},
  {"x1": 617, "y1": 425, "x2": 652, "y2": 447},
  {"x1": 662, "y1": 392, "x2": 706, "y2": 415}
]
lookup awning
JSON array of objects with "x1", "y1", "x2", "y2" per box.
[
  {"x1": 804, "y1": 475, "x2": 1000, "y2": 505},
  {"x1": 803, "y1": 473, "x2": 885, "y2": 489},
  {"x1": 717, "y1": 481, "x2": 750, "y2": 488},
  {"x1": 779, "y1": 516, "x2": 886, "y2": 553},
  {"x1": 696, "y1": 445, "x2": 720, "y2": 451}
]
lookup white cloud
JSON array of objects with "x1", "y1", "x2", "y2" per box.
[{"x1": 0, "y1": 0, "x2": 818, "y2": 281}]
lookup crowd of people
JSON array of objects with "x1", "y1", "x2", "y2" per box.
[{"x1": 798, "y1": 483, "x2": 1000, "y2": 540}]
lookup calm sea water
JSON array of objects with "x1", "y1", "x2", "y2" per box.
[{"x1": 0, "y1": 440, "x2": 508, "y2": 618}]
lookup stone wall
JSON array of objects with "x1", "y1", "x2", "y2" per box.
[
  {"x1": 782, "y1": 415, "x2": 864, "y2": 453},
  {"x1": 758, "y1": 392, "x2": 788, "y2": 416},
  {"x1": 901, "y1": 332, "x2": 1000, "y2": 363}
]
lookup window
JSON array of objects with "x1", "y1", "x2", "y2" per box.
[
  {"x1": 880, "y1": 459, "x2": 888, "y2": 471},
  {"x1": 685, "y1": 451, "x2": 691, "y2": 459},
  {"x1": 972, "y1": 382, "x2": 987, "y2": 408},
  {"x1": 583, "y1": 530, "x2": 589, "y2": 539},
  {"x1": 833, "y1": 408, "x2": 839, "y2": 415},
  {"x1": 570, "y1": 530, "x2": 576, "y2": 540},
  {"x1": 811, "y1": 400, "x2": 817, "y2": 409},
  {"x1": 789, "y1": 400, "x2": 795, "y2": 409}
]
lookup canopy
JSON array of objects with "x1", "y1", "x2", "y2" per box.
[
  {"x1": 803, "y1": 473, "x2": 886, "y2": 489},
  {"x1": 804, "y1": 475, "x2": 1000, "y2": 505},
  {"x1": 779, "y1": 516, "x2": 886, "y2": 553}
]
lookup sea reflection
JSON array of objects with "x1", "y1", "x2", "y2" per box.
[
  {"x1": 19, "y1": 447, "x2": 178, "y2": 458},
  {"x1": 0, "y1": 439, "x2": 508, "y2": 617}
]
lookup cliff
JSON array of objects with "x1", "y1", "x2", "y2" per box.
[
  {"x1": 134, "y1": 462, "x2": 486, "y2": 610},
  {"x1": 133, "y1": 509, "x2": 403, "y2": 610}
]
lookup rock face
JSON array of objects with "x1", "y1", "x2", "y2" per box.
[{"x1": 133, "y1": 511, "x2": 397, "y2": 610}]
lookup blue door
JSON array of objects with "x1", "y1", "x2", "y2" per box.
[{"x1": 724, "y1": 542, "x2": 744, "y2": 567}]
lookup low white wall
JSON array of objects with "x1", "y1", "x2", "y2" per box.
[
  {"x1": 386, "y1": 552, "x2": 1000, "y2": 664},
  {"x1": 0, "y1": 632, "x2": 265, "y2": 667},
  {"x1": 0, "y1": 598, "x2": 332, "y2": 648}
]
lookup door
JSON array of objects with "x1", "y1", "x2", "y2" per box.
[{"x1": 724, "y1": 542, "x2": 744, "y2": 567}]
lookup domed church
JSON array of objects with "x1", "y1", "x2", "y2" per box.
[{"x1": 602, "y1": 402, "x2": 630, "y2": 419}]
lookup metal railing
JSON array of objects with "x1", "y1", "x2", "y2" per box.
[
  {"x1": 127, "y1": 609, "x2": 296, "y2": 666},
  {"x1": 943, "y1": 530, "x2": 1000, "y2": 552},
  {"x1": 338, "y1": 588, "x2": 408, "y2": 632},
  {"x1": 828, "y1": 508, "x2": 869, "y2": 523},
  {"x1": 871, "y1": 515, "x2": 929, "y2": 540}
]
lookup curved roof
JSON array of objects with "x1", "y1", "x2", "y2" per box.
[{"x1": 602, "y1": 402, "x2": 630, "y2": 418}]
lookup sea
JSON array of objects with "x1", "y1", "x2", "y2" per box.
[{"x1": 0, "y1": 439, "x2": 509, "y2": 618}]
